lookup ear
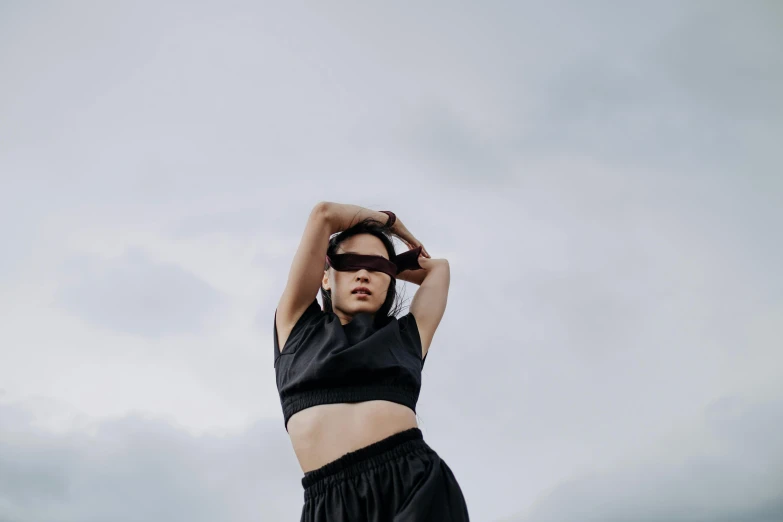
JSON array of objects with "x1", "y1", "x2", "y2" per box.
[{"x1": 322, "y1": 270, "x2": 330, "y2": 291}]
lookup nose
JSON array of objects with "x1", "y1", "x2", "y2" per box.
[{"x1": 355, "y1": 270, "x2": 370, "y2": 282}]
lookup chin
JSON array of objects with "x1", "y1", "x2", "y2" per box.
[{"x1": 349, "y1": 299, "x2": 381, "y2": 314}]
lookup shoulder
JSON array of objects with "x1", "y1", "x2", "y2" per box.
[
  {"x1": 396, "y1": 312, "x2": 423, "y2": 357},
  {"x1": 274, "y1": 298, "x2": 325, "y2": 355}
]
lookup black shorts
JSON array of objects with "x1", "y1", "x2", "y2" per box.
[{"x1": 300, "y1": 428, "x2": 469, "y2": 521}]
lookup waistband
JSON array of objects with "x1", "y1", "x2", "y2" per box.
[
  {"x1": 283, "y1": 386, "x2": 420, "y2": 428},
  {"x1": 302, "y1": 428, "x2": 430, "y2": 500}
]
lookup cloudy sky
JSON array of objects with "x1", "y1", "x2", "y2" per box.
[{"x1": 1, "y1": 1, "x2": 782, "y2": 520}]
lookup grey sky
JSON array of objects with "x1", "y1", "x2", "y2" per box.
[
  {"x1": 1, "y1": 2, "x2": 781, "y2": 521},
  {"x1": 56, "y1": 248, "x2": 227, "y2": 338}
]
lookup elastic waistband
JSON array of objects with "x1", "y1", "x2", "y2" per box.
[
  {"x1": 283, "y1": 386, "x2": 420, "y2": 428},
  {"x1": 302, "y1": 428, "x2": 430, "y2": 499}
]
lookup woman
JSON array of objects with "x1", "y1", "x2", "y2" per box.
[{"x1": 273, "y1": 202, "x2": 470, "y2": 521}]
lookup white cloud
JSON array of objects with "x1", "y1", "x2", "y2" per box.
[
  {"x1": 0, "y1": 399, "x2": 303, "y2": 521},
  {"x1": 505, "y1": 397, "x2": 783, "y2": 522},
  {"x1": 55, "y1": 249, "x2": 226, "y2": 338}
]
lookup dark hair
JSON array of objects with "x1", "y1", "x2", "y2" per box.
[{"x1": 320, "y1": 217, "x2": 405, "y2": 327}]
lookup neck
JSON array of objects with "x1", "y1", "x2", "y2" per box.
[
  {"x1": 333, "y1": 308, "x2": 375, "y2": 326},
  {"x1": 333, "y1": 308, "x2": 353, "y2": 325}
]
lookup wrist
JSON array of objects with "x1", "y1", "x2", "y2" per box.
[
  {"x1": 319, "y1": 202, "x2": 387, "y2": 233},
  {"x1": 418, "y1": 257, "x2": 447, "y2": 271},
  {"x1": 397, "y1": 257, "x2": 447, "y2": 286},
  {"x1": 379, "y1": 210, "x2": 396, "y2": 229}
]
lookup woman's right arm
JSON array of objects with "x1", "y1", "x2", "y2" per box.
[{"x1": 275, "y1": 202, "x2": 394, "y2": 347}]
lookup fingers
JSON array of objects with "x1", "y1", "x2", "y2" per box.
[
  {"x1": 412, "y1": 241, "x2": 430, "y2": 258},
  {"x1": 392, "y1": 220, "x2": 430, "y2": 257},
  {"x1": 410, "y1": 239, "x2": 430, "y2": 258},
  {"x1": 403, "y1": 240, "x2": 428, "y2": 258}
]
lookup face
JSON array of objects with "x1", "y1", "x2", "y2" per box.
[{"x1": 323, "y1": 234, "x2": 392, "y2": 318}]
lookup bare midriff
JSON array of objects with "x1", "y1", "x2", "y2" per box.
[{"x1": 287, "y1": 400, "x2": 418, "y2": 473}]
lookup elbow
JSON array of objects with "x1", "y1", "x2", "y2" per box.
[
  {"x1": 438, "y1": 259, "x2": 450, "y2": 280},
  {"x1": 313, "y1": 201, "x2": 331, "y2": 215},
  {"x1": 426, "y1": 258, "x2": 450, "y2": 274},
  {"x1": 312, "y1": 201, "x2": 333, "y2": 224}
]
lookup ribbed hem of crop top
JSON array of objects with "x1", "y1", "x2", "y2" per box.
[{"x1": 282, "y1": 385, "x2": 419, "y2": 430}]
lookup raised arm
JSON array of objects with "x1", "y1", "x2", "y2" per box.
[
  {"x1": 398, "y1": 256, "x2": 450, "y2": 358},
  {"x1": 275, "y1": 202, "x2": 393, "y2": 351}
]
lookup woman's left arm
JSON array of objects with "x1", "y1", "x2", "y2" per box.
[{"x1": 397, "y1": 256, "x2": 450, "y2": 357}]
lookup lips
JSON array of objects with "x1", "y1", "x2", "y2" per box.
[{"x1": 352, "y1": 286, "x2": 372, "y2": 295}]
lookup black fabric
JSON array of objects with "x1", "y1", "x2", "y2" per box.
[
  {"x1": 326, "y1": 245, "x2": 424, "y2": 278},
  {"x1": 380, "y1": 210, "x2": 396, "y2": 229},
  {"x1": 274, "y1": 300, "x2": 426, "y2": 429},
  {"x1": 326, "y1": 252, "x2": 398, "y2": 278},
  {"x1": 300, "y1": 428, "x2": 469, "y2": 522},
  {"x1": 393, "y1": 246, "x2": 424, "y2": 274}
]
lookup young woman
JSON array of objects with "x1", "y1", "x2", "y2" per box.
[{"x1": 273, "y1": 202, "x2": 469, "y2": 521}]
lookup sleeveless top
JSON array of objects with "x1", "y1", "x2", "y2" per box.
[{"x1": 273, "y1": 299, "x2": 426, "y2": 429}]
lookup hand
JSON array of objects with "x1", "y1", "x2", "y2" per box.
[
  {"x1": 390, "y1": 218, "x2": 431, "y2": 258},
  {"x1": 396, "y1": 254, "x2": 446, "y2": 286}
]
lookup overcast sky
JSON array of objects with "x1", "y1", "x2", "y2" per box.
[{"x1": 1, "y1": 2, "x2": 782, "y2": 521}]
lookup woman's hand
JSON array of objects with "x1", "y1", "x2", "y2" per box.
[
  {"x1": 396, "y1": 254, "x2": 447, "y2": 286},
  {"x1": 390, "y1": 218, "x2": 431, "y2": 258}
]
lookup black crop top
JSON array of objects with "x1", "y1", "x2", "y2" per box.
[{"x1": 273, "y1": 299, "x2": 426, "y2": 429}]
